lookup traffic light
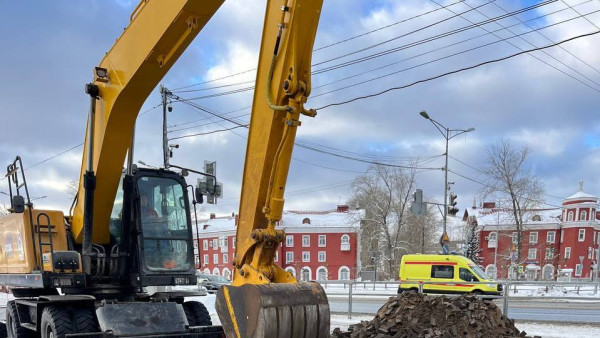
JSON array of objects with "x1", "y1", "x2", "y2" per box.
[
  {"x1": 410, "y1": 189, "x2": 427, "y2": 216},
  {"x1": 197, "y1": 160, "x2": 223, "y2": 204},
  {"x1": 448, "y1": 193, "x2": 459, "y2": 216}
]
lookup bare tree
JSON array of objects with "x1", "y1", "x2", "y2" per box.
[
  {"x1": 349, "y1": 164, "x2": 418, "y2": 280},
  {"x1": 65, "y1": 179, "x2": 79, "y2": 198},
  {"x1": 0, "y1": 204, "x2": 9, "y2": 216},
  {"x1": 404, "y1": 204, "x2": 438, "y2": 254},
  {"x1": 480, "y1": 139, "x2": 544, "y2": 265}
]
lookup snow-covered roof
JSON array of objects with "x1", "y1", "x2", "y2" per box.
[
  {"x1": 197, "y1": 208, "x2": 364, "y2": 235},
  {"x1": 473, "y1": 208, "x2": 561, "y2": 226},
  {"x1": 564, "y1": 190, "x2": 597, "y2": 202}
]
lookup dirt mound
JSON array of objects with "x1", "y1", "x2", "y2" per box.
[{"x1": 331, "y1": 293, "x2": 539, "y2": 338}]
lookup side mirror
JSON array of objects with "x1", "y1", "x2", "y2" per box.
[
  {"x1": 195, "y1": 189, "x2": 203, "y2": 204},
  {"x1": 12, "y1": 195, "x2": 25, "y2": 213}
]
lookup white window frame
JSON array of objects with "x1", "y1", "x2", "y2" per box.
[
  {"x1": 545, "y1": 248, "x2": 554, "y2": 260},
  {"x1": 286, "y1": 235, "x2": 294, "y2": 247},
  {"x1": 528, "y1": 248, "x2": 537, "y2": 260},
  {"x1": 213, "y1": 253, "x2": 219, "y2": 264},
  {"x1": 274, "y1": 251, "x2": 278, "y2": 262},
  {"x1": 223, "y1": 253, "x2": 228, "y2": 264},
  {"x1": 318, "y1": 235, "x2": 326, "y2": 247},
  {"x1": 302, "y1": 251, "x2": 310, "y2": 263},
  {"x1": 512, "y1": 232, "x2": 518, "y2": 245},
  {"x1": 529, "y1": 232, "x2": 538, "y2": 244},
  {"x1": 338, "y1": 266, "x2": 350, "y2": 281},
  {"x1": 564, "y1": 247, "x2": 571, "y2": 259},
  {"x1": 302, "y1": 235, "x2": 310, "y2": 247},
  {"x1": 286, "y1": 252, "x2": 294, "y2": 263},
  {"x1": 575, "y1": 264, "x2": 583, "y2": 276},
  {"x1": 547, "y1": 231, "x2": 555, "y2": 244},
  {"x1": 581, "y1": 210, "x2": 588, "y2": 221},
  {"x1": 203, "y1": 254, "x2": 208, "y2": 264},
  {"x1": 203, "y1": 240, "x2": 208, "y2": 251},
  {"x1": 232, "y1": 237, "x2": 236, "y2": 249},
  {"x1": 212, "y1": 239, "x2": 218, "y2": 249},
  {"x1": 568, "y1": 211, "x2": 574, "y2": 221},
  {"x1": 561, "y1": 229, "x2": 564, "y2": 243},
  {"x1": 220, "y1": 237, "x2": 228, "y2": 253},
  {"x1": 579, "y1": 229, "x2": 586, "y2": 242},
  {"x1": 318, "y1": 251, "x2": 326, "y2": 262},
  {"x1": 341, "y1": 234, "x2": 350, "y2": 251}
]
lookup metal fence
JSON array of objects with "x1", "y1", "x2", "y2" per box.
[{"x1": 318, "y1": 280, "x2": 600, "y2": 319}]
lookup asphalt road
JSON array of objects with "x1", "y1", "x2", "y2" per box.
[{"x1": 328, "y1": 295, "x2": 600, "y2": 323}]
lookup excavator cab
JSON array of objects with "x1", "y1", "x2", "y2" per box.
[{"x1": 110, "y1": 168, "x2": 197, "y2": 288}]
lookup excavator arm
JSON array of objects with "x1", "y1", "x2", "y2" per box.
[
  {"x1": 71, "y1": 0, "x2": 223, "y2": 245},
  {"x1": 215, "y1": 1, "x2": 329, "y2": 337}
]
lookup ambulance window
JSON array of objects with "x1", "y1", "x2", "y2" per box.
[
  {"x1": 431, "y1": 265, "x2": 454, "y2": 279},
  {"x1": 459, "y1": 268, "x2": 478, "y2": 282}
]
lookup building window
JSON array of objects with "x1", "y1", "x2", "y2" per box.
[
  {"x1": 286, "y1": 252, "x2": 294, "y2": 263},
  {"x1": 212, "y1": 268, "x2": 220, "y2": 275},
  {"x1": 318, "y1": 235, "x2": 326, "y2": 247},
  {"x1": 223, "y1": 254, "x2": 228, "y2": 264},
  {"x1": 487, "y1": 232, "x2": 497, "y2": 248},
  {"x1": 302, "y1": 235, "x2": 310, "y2": 247},
  {"x1": 212, "y1": 239, "x2": 218, "y2": 249},
  {"x1": 232, "y1": 237, "x2": 236, "y2": 249},
  {"x1": 338, "y1": 266, "x2": 350, "y2": 280},
  {"x1": 301, "y1": 267, "x2": 311, "y2": 281},
  {"x1": 561, "y1": 229, "x2": 564, "y2": 243},
  {"x1": 203, "y1": 254, "x2": 208, "y2": 265},
  {"x1": 195, "y1": 255, "x2": 200, "y2": 266},
  {"x1": 274, "y1": 251, "x2": 278, "y2": 262},
  {"x1": 317, "y1": 267, "x2": 327, "y2": 281},
  {"x1": 285, "y1": 267, "x2": 296, "y2": 277},
  {"x1": 564, "y1": 247, "x2": 571, "y2": 259},
  {"x1": 512, "y1": 232, "x2": 518, "y2": 245},
  {"x1": 529, "y1": 232, "x2": 538, "y2": 244},
  {"x1": 318, "y1": 251, "x2": 326, "y2": 262},
  {"x1": 575, "y1": 264, "x2": 583, "y2": 276},
  {"x1": 545, "y1": 248, "x2": 554, "y2": 260},
  {"x1": 286, "y1": 235, "x2": 294, "y2": 247},
  {"x1": 568, "y1": 211, "x2": 574, "y2": 221},
  {"x1": 302, "y1": 252, "x2": 310, "y2": 262},
  {"x1": 581, "y1": 210, "x2": 588, "y2": 221},
  {"x1": 547, "y1": 231, "x2": 555, "y2": 244},
  {"x1": 528, "y1": 248, "x2": 537, "y2": 260},
  {"x1": 302, "y1": 217, "x2": 311, "y2": 224},
  {"x1": 213, "y1": 254, "x2": 219, "y2": 264},
  {"x1": 532, "y1": 215, "x2": 542, "y2": 221},
  {"x1": 579, "y1": 229, "x2": 586, "y2": 242},
  {"x1": 194, "y1": 241, "x2": 198, "y2": 250},
  {"x1": 341, "y1": 234, "x2": 350, "y2": 251},
  {"x1": 220, "y1": 237, "x2": 228, "y2": 253},
  {"x1": 203, "y1": 240, "x2": 208, "y2": 251}
]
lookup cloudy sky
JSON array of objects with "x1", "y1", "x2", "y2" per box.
[{"x1": 0, "y1": 0, "x2": 599, "y2": 223}]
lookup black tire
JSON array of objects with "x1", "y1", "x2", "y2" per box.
[
  {"x1": 40, "y1": 306, "x2": 74, "y2": 338},
  {"x1": 6, "y1": 301, "x2": 33, "y2": 338},
  {"x1": 71, "y1": 307, "x2": 99, "y2": 333},
  {"x1": 182, "y1": 301, "x2": 212, "y2": 326}
]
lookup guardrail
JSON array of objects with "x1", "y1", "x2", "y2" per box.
[{"x1": 318, "y1": 280, "x2": 600, "y2": 320}]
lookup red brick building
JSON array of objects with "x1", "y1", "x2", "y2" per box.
[
  {"x1": 194, "y1": 205, "x2": 363, "y2": 281},
  {"x1": 474, "y1": 185, "x2": 600, "y2": 280}
]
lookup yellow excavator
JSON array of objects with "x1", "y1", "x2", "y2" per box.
[{"x1": 0, "y1": 0, "x2": 328, "y2": 337}]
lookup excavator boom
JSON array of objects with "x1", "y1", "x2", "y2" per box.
[
  {"x1": 216, "y1": 1, "x2": 329, "y2": 337},
  {"x1": 72, "y1": 0, "x2": 223, "y2": 244}
]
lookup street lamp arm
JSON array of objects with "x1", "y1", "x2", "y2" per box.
[
  {"x1": 427, "y1": 118, "x2": 448, "y2": 139},
  {"x1": 447, "y1": 128, "x2": 475, "y2": 140}
]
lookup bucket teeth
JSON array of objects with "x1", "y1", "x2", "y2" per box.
[{"x1": 216, "y1": 282, "x2": 330, "y2": 338}]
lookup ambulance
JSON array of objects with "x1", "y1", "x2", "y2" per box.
[{"x1": 397, "y1": 254, "x2": 502, "y2": 295}]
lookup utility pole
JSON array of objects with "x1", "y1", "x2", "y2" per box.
[
  {"x1": 161, "y1": 85, "x2": 170, "y2": 169},
  {"x1": 419, "y1": 111, "x2": 475, "y2": 253}
]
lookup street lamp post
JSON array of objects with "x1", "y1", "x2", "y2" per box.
[{"x1": 419, "y1": 111, "x2": 475, "y2": 253}]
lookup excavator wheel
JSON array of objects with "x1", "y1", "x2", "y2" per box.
[
  {"x1": 215, "y1": 282, "x2": 330, "y2": 338},
  {"x1": 183, "y1": 301, "x2": 212, "y2": 326},
  {"x1": 6, "y1": 301, "x2": 33, "y2": 338}
]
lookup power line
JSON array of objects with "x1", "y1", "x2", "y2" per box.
[
  {"x1": 439, "y1": 0, "x2": 600, "y2": 95},
  {"x1": 172, "y1": 0, "x2": 468, "y2": 92},
  {"x1": 169, "y1": 125, "x2": 248, "y2": 141},
  {"x1": 174, "y1": 0, "x2": 559, "y2": 100},
  {"x1": 316, "y1": 29, "x2": 600, "y2": 110},
  {"x1": 312, "y1": 0, "x2": 500, "y2": 68}
]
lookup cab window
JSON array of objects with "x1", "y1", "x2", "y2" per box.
[
  {"x1": 431, "y1": 265, "x2": 454, "y2": 278},
  {"x1": 459, "y1": 268, "x2": 479, "y2": 282}
]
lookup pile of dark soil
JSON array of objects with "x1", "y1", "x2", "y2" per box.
[{"x1": 330, "y1": 293, "x2": 540, "y2": 338}]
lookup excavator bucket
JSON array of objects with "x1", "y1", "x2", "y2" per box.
[{"x1": 216, "y1": 282, "x2": 330, "y2": 338}]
